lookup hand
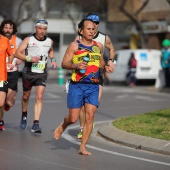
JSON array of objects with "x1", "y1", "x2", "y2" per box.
[
  {"x1": 51, "y1": 61, "x2": 57, "y2": 69},
  {"x1": 107, "y1": 60, "x2": 115, "y2": 73},
  {"x1": 105, "y1": 65, "x2": 113, "y2": 73},
  {"x1": 7, "y1": 63, "x2": 14, "y2": 70},
  {"x1": 30, "y1": 56, "x2": 40, "y2": 63},
  {"x1": 26, "y1": 55, "x2": 40, "y2": 63},
  {"x1": 78, "y1": 61, "x2": 88, "y2": 70}
]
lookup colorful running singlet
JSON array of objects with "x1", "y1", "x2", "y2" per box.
[
  {"x1": 0, "y1": 35, "x2": 12, "y2": 81},
  {"x1": 71, "y1": 40, "x2": 101, "y2": 83}
]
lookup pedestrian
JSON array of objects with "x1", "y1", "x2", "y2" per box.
[
  {"x1": 0, "y1": 34, "x2": 13, "y2": 130},
  {"x1": 0, "y1": 19, "x2": 22, "y2": 129},
  {"x1": 161, "y1": 39, "x2": 170, "y2": 87},
  {"x1": 54, "y1": 19, "x2": 110, "y2": 155},
  {"x1": 76, "y1": 13, "x2": 115, "y2": 139},
  {"x1": 127, "y1": 52, "x2": 137, "y2": 87},
  {"x1": 15, "y1": 19, "x2": 57, "y2": 133}
]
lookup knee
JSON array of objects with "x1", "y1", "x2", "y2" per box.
[
  {"x1": 0, "y1": 99, "x2": 5, "y2": 107},
  {"x1": 22, "y1": 94, "x2": 29, "y2": 102},
  {"x1": 0, "y1": 102, "x2": 4, "y2": 108},
  {"x1": 69, "y1": 118, "x2": 77, "y2": 124},
  {"x1": 68, "y1": 116, "x2": 78, "y2": 124},
  {"x1": 86, "y1": 113, "x2": 94, "y2": 124},
  {"x1": 36, "y1": 94, "x2": 43, "y2": 103}
]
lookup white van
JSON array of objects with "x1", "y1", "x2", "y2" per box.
[{"x1": 109, "y1": 49, "x2": 162, "y2": 83}]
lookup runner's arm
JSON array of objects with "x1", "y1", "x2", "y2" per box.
[
  {"x1": 14, "y1": 37, "x2": 29, "y2": 60},
  {"x1": 14, "y1": 37, "x2": 39, "y2": 63},
  {"x1": 105, "y1": 35, "x2": 115, "y2": 72},
  {"x1": 61, "y1": 42, "x2": 79, "y2": 70},
  {"x1": 49, "y1": 40, "x2": 57, "y2": 69}
]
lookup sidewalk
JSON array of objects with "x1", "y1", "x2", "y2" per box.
[{"x1": 98, "y1": 121, "x2": 170, "y2": 156}]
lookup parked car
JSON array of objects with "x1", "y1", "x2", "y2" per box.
[{"x1": 109, "y1": 49, "x2": 162, "y2": 84}]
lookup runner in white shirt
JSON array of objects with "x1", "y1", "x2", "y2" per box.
[{"x1": 15, "y1": 19, "x2": 58, "y2": 133}]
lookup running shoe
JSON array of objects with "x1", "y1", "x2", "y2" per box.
[
  {"x1": 77, "y1": 129, "x2": 83, "y2": 139},
  {"x1": 31, "y1": 123, "x2": 42, "y2": 133},
  {"x1": 20, "y1": 116, "x2": 27, "y2": 130},
  {"x1": 0, "y1": 121, "x2": 5, "y2": 131},
  {"x1": 4, "y1": 104, "x2": 10, "y2": 111}
]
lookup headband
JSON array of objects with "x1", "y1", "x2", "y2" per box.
[{"x1": 36, "y1": 19, "x2": 48, "y2": 27}]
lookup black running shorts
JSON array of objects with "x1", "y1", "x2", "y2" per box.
[
  {"x1": 7, "y1": 71, "x2": 19, "y2": 91},
  {"x1": 0, "y1": 81, "x2": 8, "y2": 93},
  {"x1": 22, "y1": 72, "x2": 47, "y2": 91}
]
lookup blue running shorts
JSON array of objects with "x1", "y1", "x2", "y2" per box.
[{"x1": 67, "y1": 82, "x2": 99, "y2": 108}]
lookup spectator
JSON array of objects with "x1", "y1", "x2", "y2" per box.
[
  {"x1": 128, "y1": 52, "x2": 137, "y2": 87},
  {"x1": 161, "y1": 39, "x2": 170, "y2": 87}
]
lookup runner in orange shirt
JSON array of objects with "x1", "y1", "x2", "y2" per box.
[
  {"x1": 0, "y1": 19, "x2": 22, "y2": 131},
  {"x1": 0, "y1": 34, "x2": 13, "y2": 130}
]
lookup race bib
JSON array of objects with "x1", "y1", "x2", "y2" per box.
[
  {"x1": 31, "y1": 61, "x2": 46, "y2": 73},
  {"x1": 0, "y1": 81, "x2": 4, "y2": 87}
]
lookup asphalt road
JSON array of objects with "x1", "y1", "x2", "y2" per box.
[{"x1": 0, "y1": 79, "x2": 170, "y2": 170}]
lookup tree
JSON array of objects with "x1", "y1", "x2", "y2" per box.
[
  {"x1": 0, "y1": 0, "x2": 41, "y2": 26},
  {"x1": 0, "y1": 0, "x2": 13, "y2": 19},
  {"x1": 119, "y1": 0, "x2": 149, "y2": 48},
  {"x1": 46, "y1": 0, "x2": 107, "y2": 35},
  {"x1": 0, "y1": 0, "x2": 107, "y2": 34}
]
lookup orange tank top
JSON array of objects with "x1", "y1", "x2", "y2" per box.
[
  {"x1": 10, "y1": 35, "x2": 17, "y2": 54},
  {"x1": 0, "y1": 35, "x2": 12, "y2": 81},
  {"x1": 6, "y1": 35, "x2": 18, "y2": 72}
]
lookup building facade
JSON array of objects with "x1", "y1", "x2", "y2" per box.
[{"x1": 108, "y1": 0, "x2": 170, "y2": 50}]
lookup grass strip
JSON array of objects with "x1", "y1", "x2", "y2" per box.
[{"x1": 112, "y1": 108, "x2": 170, "y2": 141}]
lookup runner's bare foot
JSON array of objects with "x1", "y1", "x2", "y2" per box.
[
  {"x1": 54, "y1": 122, "x2": 65, "y2": 140},
  {"x1": 77, "y1": 148, "x2": 91, "y2": 156}
]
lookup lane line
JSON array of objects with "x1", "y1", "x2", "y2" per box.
[
  {"x1": 62, "y1": 121, "x2": 170, "y2": 167},
  {"x1": 15, "y1": 100, "x2": 63, "y2": 104}
]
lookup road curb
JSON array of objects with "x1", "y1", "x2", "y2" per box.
[{"x1": 98, "y1": 121, "x2": 170, "y2": 156}]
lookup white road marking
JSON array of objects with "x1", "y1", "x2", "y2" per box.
[
  {"x1": 164, "y1": 143, "x2": 170, "y2": 147},
  {"x1": 45, "y1": 93, "x2": 61, "y2": 99},
  {"x1": 115, "y1": 94, "x2": 166, "y2": 101},
  {"x1": 135, "y1": 95, "x2": 161, "y2": 101},
  {"x1": 15, "y1": 92, "x2": 62, "y2": 104},
  {"x1": 15, "y1": 100, "x2": 62, "y2": 104},
  {"x1": 62, "y1": 121, "x2": 170, "y2": 167},
  {"x1": 116, "y1": 94, "x2": 128, "y2": 99}
]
